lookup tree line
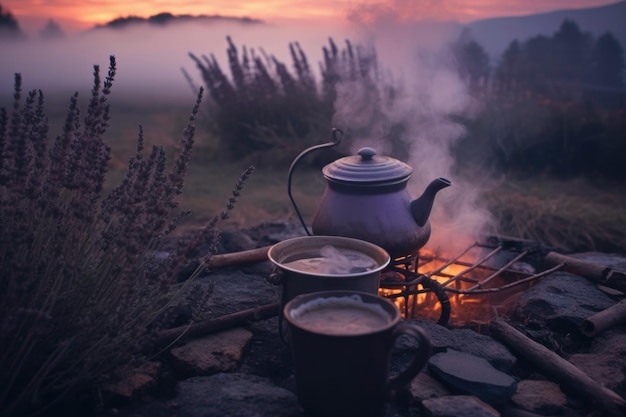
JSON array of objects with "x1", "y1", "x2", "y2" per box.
[
  {"x1": 452, "y1": 20, "x2": 625, "y2": 181},
  {"x1": 453, "y1": 19, "x2": 624, "y2": 103}
]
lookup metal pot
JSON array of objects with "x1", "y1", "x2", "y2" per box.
[
  {"x1": 268, "y1": 235, "x2": 390, "y2": 305},
  {"x1": 288, "y1": 129, "x2": 451, "y2": 258}
]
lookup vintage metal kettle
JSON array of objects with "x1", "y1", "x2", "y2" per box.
[{"x1": 288, "y1": 129, "x2": 451, "y2": 258}]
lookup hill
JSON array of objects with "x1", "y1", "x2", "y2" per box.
[
  {"x1": 466, "y1": 1, "x2": 626, "y2": 61},
  {"x1": 92, "y1": 11, "x2": 263, "y2": 30}
]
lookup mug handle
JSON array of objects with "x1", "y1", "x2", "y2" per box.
[{"x1": 386, "y1": 322, "x2": 432, "y2": 393}]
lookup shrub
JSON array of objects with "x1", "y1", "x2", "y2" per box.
[
  {"x1": 0, "y1": 56, "x2": 254, "y2": 416},
  {"x1": 452, "y1": 94, "x2": 626, "y2": 181},
  {"x1": 188, "y1": 37, "x2": 389, "y2": 165}
]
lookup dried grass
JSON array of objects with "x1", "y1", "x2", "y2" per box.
[{"x1": 484, "y1": 178, "x2": 626, "y2": 252}]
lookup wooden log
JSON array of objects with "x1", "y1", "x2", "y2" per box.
[
  {"x1": 581, "y1": 299, "x2": 626, "y2": 337},
  {"x1": 151, "y1": 302, "x2": 280, "y2": 349},
  {"x1": 205, "y1": 246, "x2": 271, "y2": 269},
  {"x1": 489, "y1": 318, "x2": 626, "y2": 416},
  {"x1": 544, "y1": 252, "x2": 626, "y2": 293}
]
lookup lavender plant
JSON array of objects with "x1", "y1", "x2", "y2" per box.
[
  {"x1": 0, "y1": 56, "x2": 254, "y2": 416},
  {"x1": 188, "y1": 37, "x2": 385, "y2": 164}
]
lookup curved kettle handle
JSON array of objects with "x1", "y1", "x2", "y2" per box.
[{"x1": 287, "y1": 128, "x2": 343, "y2": 235}]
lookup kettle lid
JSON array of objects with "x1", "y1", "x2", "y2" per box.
[{"x1": 323, "y1": 147, "x2": 413, "y2": 184}]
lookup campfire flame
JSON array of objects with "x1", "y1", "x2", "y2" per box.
[{"x1": 379, "y1": 244, "x2": 542, "y2": 326}]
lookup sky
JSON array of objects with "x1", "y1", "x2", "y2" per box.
[{"x1": 2, "y1": 0, "x2": 620, "y2": 34}]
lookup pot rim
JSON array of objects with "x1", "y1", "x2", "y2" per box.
[
  {"x1": 283, "y1": 290, "x2": 400, "y2": 336},
  {"x1": 268, "y1": 235, "x2": 391, "y2": 278}
]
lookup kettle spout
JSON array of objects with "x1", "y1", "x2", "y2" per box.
[{"x1": 410, "y1": 177, "x2": 452, "y2": 227}]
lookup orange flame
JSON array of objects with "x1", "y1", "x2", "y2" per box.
[{"x1": 379, "y1": 248, "x2": 506, "y2": 326}]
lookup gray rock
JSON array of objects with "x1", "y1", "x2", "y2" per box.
[
  {"x1": 509, "y1": 272, "x2": 615, "y2": 332},
  {"x1": 101, "y1": 361, "x2": 162, "y2": 402},
  {"x1": 202, "y1": 268, "x2": 281, "y2": 317},
  {"x1": 428, "y1": 349, "x2": 517, "y2": 405},
  {"x1": 170, "y1": 328, "x2": 253, "y2": 376},
  {"x1": 421, "y1": 395, "x2": 500, "y2": 417},
  {"x1": 177, "y1": 373, "x2": 301, "y2": 417},
  {"x1": 569, "y1": 350, "x2": 626, "y2": 395},
  {"x1": 590, "y1": 332, "x2": 626, "y2": 355},
  {"x1": 410, "y1": 372, "x2": 451, "y2": 402},
  {"x1": 511, "y1": 380, "x2": 568, "y2": 415},
  {"x1": 397, "y1": 319, "x2": 517, "y2": 372}
]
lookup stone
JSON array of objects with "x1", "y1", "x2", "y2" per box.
[
  {"x1": 568, "y1": 352, "x2": 626, "y2": 395},
  {"x1": 590, "y1": 332, "x2": 626, "y2": 355},
  {"x1": 101, "y1": 361, "x2": 162, "y2": 401},
  {"x1": 177, "y1": 373, "x2": 301, "y2": 417},
  {"x1": 508, "y1": 272, "x2": 615, "y2": 333},
  {"x1": 201, "y1": 267, "x2": 281, "y2": 317},
  {"x1": 511, "y1": 379, "x2": 568, "y2": 415},
  {"x1": 170, "y1": 327, "x2": 253, "y2": 376},
  {"x1": 397, "y1": 319, "x2": 517, "y2": 372},
  {"x1": 421, "y1": 395, "x2": 500, "y2": 417},
  {"x1": 410, "y1": 372, "x2": 451, "y2": 402},
  {"x1": 428, "y1": 349, "x2": 517, "y2": 405}
]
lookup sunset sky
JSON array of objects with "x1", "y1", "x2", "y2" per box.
[{"x1": 2, "y1": 0, "x2": 620, "y2": 33}]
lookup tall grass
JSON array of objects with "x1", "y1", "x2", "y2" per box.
[{"x1": 482, "y1": 177, "x2": 626, "y2": 252}]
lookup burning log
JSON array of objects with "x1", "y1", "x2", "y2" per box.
[
  {"x1": 581, "y1": 299, "x2": 626, "y2": 337},
  {"x1": 151, "y1": 302, "x2": 280, "y2": 349},
  {"x1": 489, "y1": 318, "x2": 626, "y2": 416},
  {"x1": 544, "y1": 252, "x2": 626, "y2": 293}
]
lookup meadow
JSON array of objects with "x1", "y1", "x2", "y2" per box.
[{"x1": 85, "y1": 95, "x2": 626, "y2": 254}]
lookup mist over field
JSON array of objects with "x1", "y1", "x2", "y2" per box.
[{"x1": 0, "y1": 19, "x2": 352, "y2": 101}]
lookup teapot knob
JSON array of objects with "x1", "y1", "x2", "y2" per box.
[{"x1": 358, "y1": 147, "x2": 377, "y2": 161}]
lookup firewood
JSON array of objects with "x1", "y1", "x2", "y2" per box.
[
  {"x1": 205, "y1": 246, "x2": 271, "y2": 269},
  {"x1": 151, "y1": 302, "x2": 280, "y2": 349},
  {"x1": 489, "y1": 317, "x2": 626, "y2": 416},
  {"x1": 581, "y1": 298, "x2": 626, "y2": 337},
  {"x1": 544, "y1": 252, "x2": 626, "y2": 293}
]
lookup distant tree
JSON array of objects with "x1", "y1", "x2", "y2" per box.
[
  {"x1": 39, "y1": 18, "x2": 65, "y2": 39},
  {"x1": 589, "y1": 32, "x2": 624, "y2": 88},
  {"x1": 452, "y1": 30, "x2": 490, "y2": 91},
  {"x1": 494, "y1": 40, "x2": 521, "y2": 93},
  {"x1": 520, "y1": 35, "x2": 554, "y2": 94},
  {"x1": 0, "y1": 3, "x2": 26, "y2": 40},
  {"x1": 551, "y1": 19, "x2": 593, "y2": 83}
]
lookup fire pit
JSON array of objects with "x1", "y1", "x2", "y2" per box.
[
  {"x1": 103, "y1": 222, "x2": 626, "y2": 417},
  {"x1": 379, "y1": 236, "x2": 565, "y2": 326}
]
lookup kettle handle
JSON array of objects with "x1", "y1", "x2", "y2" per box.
[{"x1": 288, "y1": 128, "x2": 343, "y2": 235}]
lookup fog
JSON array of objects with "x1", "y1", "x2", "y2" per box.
[
  {"x1": 1, "y1": 16, "x2": 495, "y2": 248},
  {"x1": 0, "y1": 19, "x2": 352, "y2": 101}
]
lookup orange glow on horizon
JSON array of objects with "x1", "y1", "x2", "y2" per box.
[
  {"x1": 2, "y1": 0, "x2": 620, "y2": 32},
  {"x1": 2, "y1": 0, "x2": 345, "y2": 30}
]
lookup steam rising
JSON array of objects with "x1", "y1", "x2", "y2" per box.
[{"x1": 338, "y1": 9, "x2": 496, "y2": 253}]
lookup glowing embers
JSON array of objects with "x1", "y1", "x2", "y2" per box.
[{"x1": 379, "y1": 241, "x2": 562, "y2": 326}]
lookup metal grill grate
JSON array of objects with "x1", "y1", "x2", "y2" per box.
[{"x1": 379, "y1": 239, "x2": 564, "y2": 326}]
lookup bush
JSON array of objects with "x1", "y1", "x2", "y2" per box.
[
  {"x1": 0, "y1": 56, "x2": 254, "y2": 416},
  {"x1": 453, "y1": 95, "x2": 626, "y2": 181},
  {"x1": 188, "y1": 37, "x2": 389, "y2": 165}
]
